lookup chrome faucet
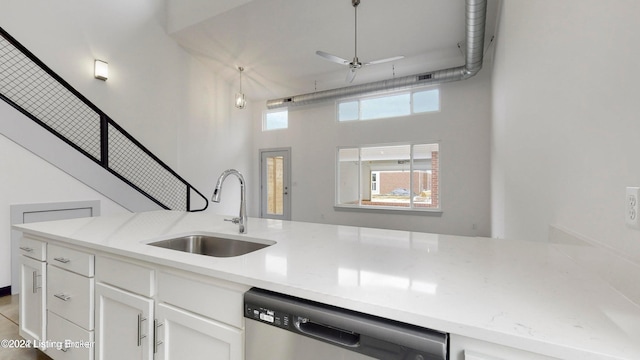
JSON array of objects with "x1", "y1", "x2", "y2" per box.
[{"x1": 212, "y1": 169, "x2": 247, "y2": 234}]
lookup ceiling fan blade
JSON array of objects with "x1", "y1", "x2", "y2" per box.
[
  {"x1": 346, "y1": 67, "x2": 357, "y2": 83},
  {"x1": 365, "y1": 56, "x2": 405, "y2": 66},
  {"x1": 316, "y1": 51, "x2": 349, "y2": 65}
]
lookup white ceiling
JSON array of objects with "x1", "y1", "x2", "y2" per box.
[{"x1": 168, "y1": 0, "x2": 500, "y2": 102}]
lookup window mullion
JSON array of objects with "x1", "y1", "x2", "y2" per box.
[
  {"x1": 358, "y1": 148, "x2": 362, "y2": 206},
  {"x1": 410, "y1": 145, "x2": 414, "y2": 209}
]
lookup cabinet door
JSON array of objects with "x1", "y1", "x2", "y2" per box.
[
  {"x1": 19, "y1": 255, "x2": 46, "y2": 345},
  {"x1": 95, "y1": 283, "x2": 153, "y2": 360},
  {"x1": 155, "y1": 303, "x2": 243, "y2": 360}
]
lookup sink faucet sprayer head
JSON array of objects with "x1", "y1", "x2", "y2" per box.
[{"x1": 212, "y1": 188, "x2": 222, "y2": 202}]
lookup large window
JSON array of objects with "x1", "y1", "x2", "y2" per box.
[
  {"x1": 337, "y1": 143, "x2": 440, "y2": 211},
  {"x1": 337, "y1": 88, "x2": 439, "y2": 122}
]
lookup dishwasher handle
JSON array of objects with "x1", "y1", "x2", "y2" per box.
[{"x1": 294, "y1": 316, "x2": 360, "y2": 348}]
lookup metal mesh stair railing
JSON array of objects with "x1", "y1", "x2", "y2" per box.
[{"x1": 0, "y1": 27, "x2": 208, "y2": 212}]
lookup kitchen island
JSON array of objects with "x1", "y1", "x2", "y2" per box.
[{"x1": 13, "y1": 210, "x2": 640, "y2": 360}]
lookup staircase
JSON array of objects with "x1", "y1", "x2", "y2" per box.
[{"x1": 0, "y1": 27, "x2": 208, "y2": 212}]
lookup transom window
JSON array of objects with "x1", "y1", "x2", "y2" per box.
[
  {"x1": 263, "y1": 109, "x2": 288, "y2": 131},
  {"x1": 337, "y1": 88, "x2": 439, "y2": 122},
  {"x1": 337, "y1": 143, "x2": 440, "y2": 211}
]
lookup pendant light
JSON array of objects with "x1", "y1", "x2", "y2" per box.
[{"x1": 235, "y1": 66, "x2": 246, "y2": 109}]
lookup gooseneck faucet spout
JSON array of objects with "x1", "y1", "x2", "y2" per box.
[{"x1": 212, "y1": 169, "x2": 247, "y2": 234}]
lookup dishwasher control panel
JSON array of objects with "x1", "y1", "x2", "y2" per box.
[{"x1": 245, "y1": 303, "x2": 291, "y2": 330}]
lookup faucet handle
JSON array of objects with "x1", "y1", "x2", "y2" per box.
[{"x1": 224, "y1": 217, "x2": 241, "y2": 224}]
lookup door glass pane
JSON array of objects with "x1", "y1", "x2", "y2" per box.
[{"x1": 266, "y1": 156, "x2": 284, "y2": 215}]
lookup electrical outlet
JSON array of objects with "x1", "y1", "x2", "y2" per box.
[{"x1": 626, "y1": 187, "x2": 640, "y2": 229}]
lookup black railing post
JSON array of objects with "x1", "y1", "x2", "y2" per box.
[
  {"x1": 100, "y1": 114, "x2": 109, "y2": 168},
  {"x1": 187, "y1": 188, "x2": 191, "y2": 212}
]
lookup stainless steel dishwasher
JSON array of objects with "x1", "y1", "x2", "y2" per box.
[{"x1": 244, "y1": 288, "x2": 448, "y2": 360}]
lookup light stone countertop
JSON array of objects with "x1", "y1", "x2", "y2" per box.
[{"x1": 13, "y1": 210, "x2": 640, "y2": 360}]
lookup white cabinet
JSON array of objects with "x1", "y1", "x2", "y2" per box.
[
  {"x1": 155, "y1": 303, "x2": 243, "y2": 360},
  {"x1": 19, "y1": 254, "x2": 46, "y2": 346},
  {"x1": 95, "y1": 283, "x2": 154, "y2": 360},
  {"x1": 46, "y1": 244, "x2": 95, "y2": 360},
  {"x1": 95, "y1": 256, "x2": 155, "y2": 360},
  {"x1": 156, "y1": 271, "x2": 247, "y2": 360},
  {"x1": 94, "y1": 255, "x2": 247, "y2": 360},
  {"x1": 19, "y1": 236, "x2": 95, "y2": 358}
]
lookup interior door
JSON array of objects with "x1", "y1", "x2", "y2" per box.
[{"x1": 260, "y1": 148, "x2": 291, "y2": 220}]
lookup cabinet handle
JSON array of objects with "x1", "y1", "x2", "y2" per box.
[
  {"x1": 153, "y1": 319, "x2": 164, "y2": 354},
  {"x1": 137, "y1": 314, "x2": 147, "y2": 347},
  {"x1": 20, "y1": 246, "x2": 34, "y2": 252},
  {"x1": 32, "y1": 271, "x2": 40, "y2": 293},
  {"x1": 54, "y1": 293, "x2": 71, "y2": 301},
  {"x1": 53, "y1": 257, "x2": 71, "y2": 264}
]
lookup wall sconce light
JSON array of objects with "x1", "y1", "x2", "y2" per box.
[
  {"x1": 94, "y1": 59, "x2": 108, "y2": 81},
  {"x1": 235, "y1": 66, "x2": 246, "y2": 109}
]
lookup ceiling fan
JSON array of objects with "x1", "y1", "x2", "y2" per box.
[{"x1": 316, "y1": 0, "x2": 404, "y2": 83}]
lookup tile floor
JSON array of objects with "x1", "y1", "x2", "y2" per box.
[{"x1": 0, "y1": 295, "x2": 52, "y2": 360}]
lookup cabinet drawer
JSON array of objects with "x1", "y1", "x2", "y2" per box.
[
  {"x1": 158, "y1": 271, "x2": 248, "y2": 329},
  {"x1": 95, "y1": 256, "x2": 155, "y2": 297},
  {"x1": 47, "y1": 311, "x2": 94, "y2": 360},
  {"x1": 19, "y1": 236, "x2": 46, "y2": 261},
  {"x1": 48, "y1": 265, "x2": 94, "y2": 330},
  {"x1": 48, "y1": 244, "x2": 94, "y2": 277}
]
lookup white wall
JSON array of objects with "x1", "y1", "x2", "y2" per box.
[
  {"x1": 0, "y1": 0, "x2": 252, "y2": 287},
  {"x1": 0, "y1": 0, "x2": 182, "y2": 166},
  {"x1": 176, "y1": 75, "x2": 255, "y2": 217},
  {"x1": 492, "y1": 1, "x2": 640, "y2": 263},
  {"x1": 0, "y1": 134, "x2": 128, "y2": 287},
  {"x1": 251, "y1": 70, "x2": 492, "y2": 236}
]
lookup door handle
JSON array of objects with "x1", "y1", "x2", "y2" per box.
[{"x1": 293, "y1": 316, "x2": 360, "y2": 347}]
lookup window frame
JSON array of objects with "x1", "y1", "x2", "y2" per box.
[
  {"x1": 336, "y1": 87, "x2": 440, "y2": 122},
  {"x1": 335, "y1": 142, "x2": 442, "y2": 214}
]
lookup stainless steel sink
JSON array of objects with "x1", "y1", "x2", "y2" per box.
[{"x1": 148, "y1": 234, "x2": 274, "y2": 258}]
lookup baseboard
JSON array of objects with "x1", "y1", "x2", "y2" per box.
[{"x1": 0, "y1": 286, "x2": 10, "y2": 297}]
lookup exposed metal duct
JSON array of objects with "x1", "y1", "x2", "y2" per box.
[{"x1": 266, "y1": 0, "x2": 487, "y2": 109}]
